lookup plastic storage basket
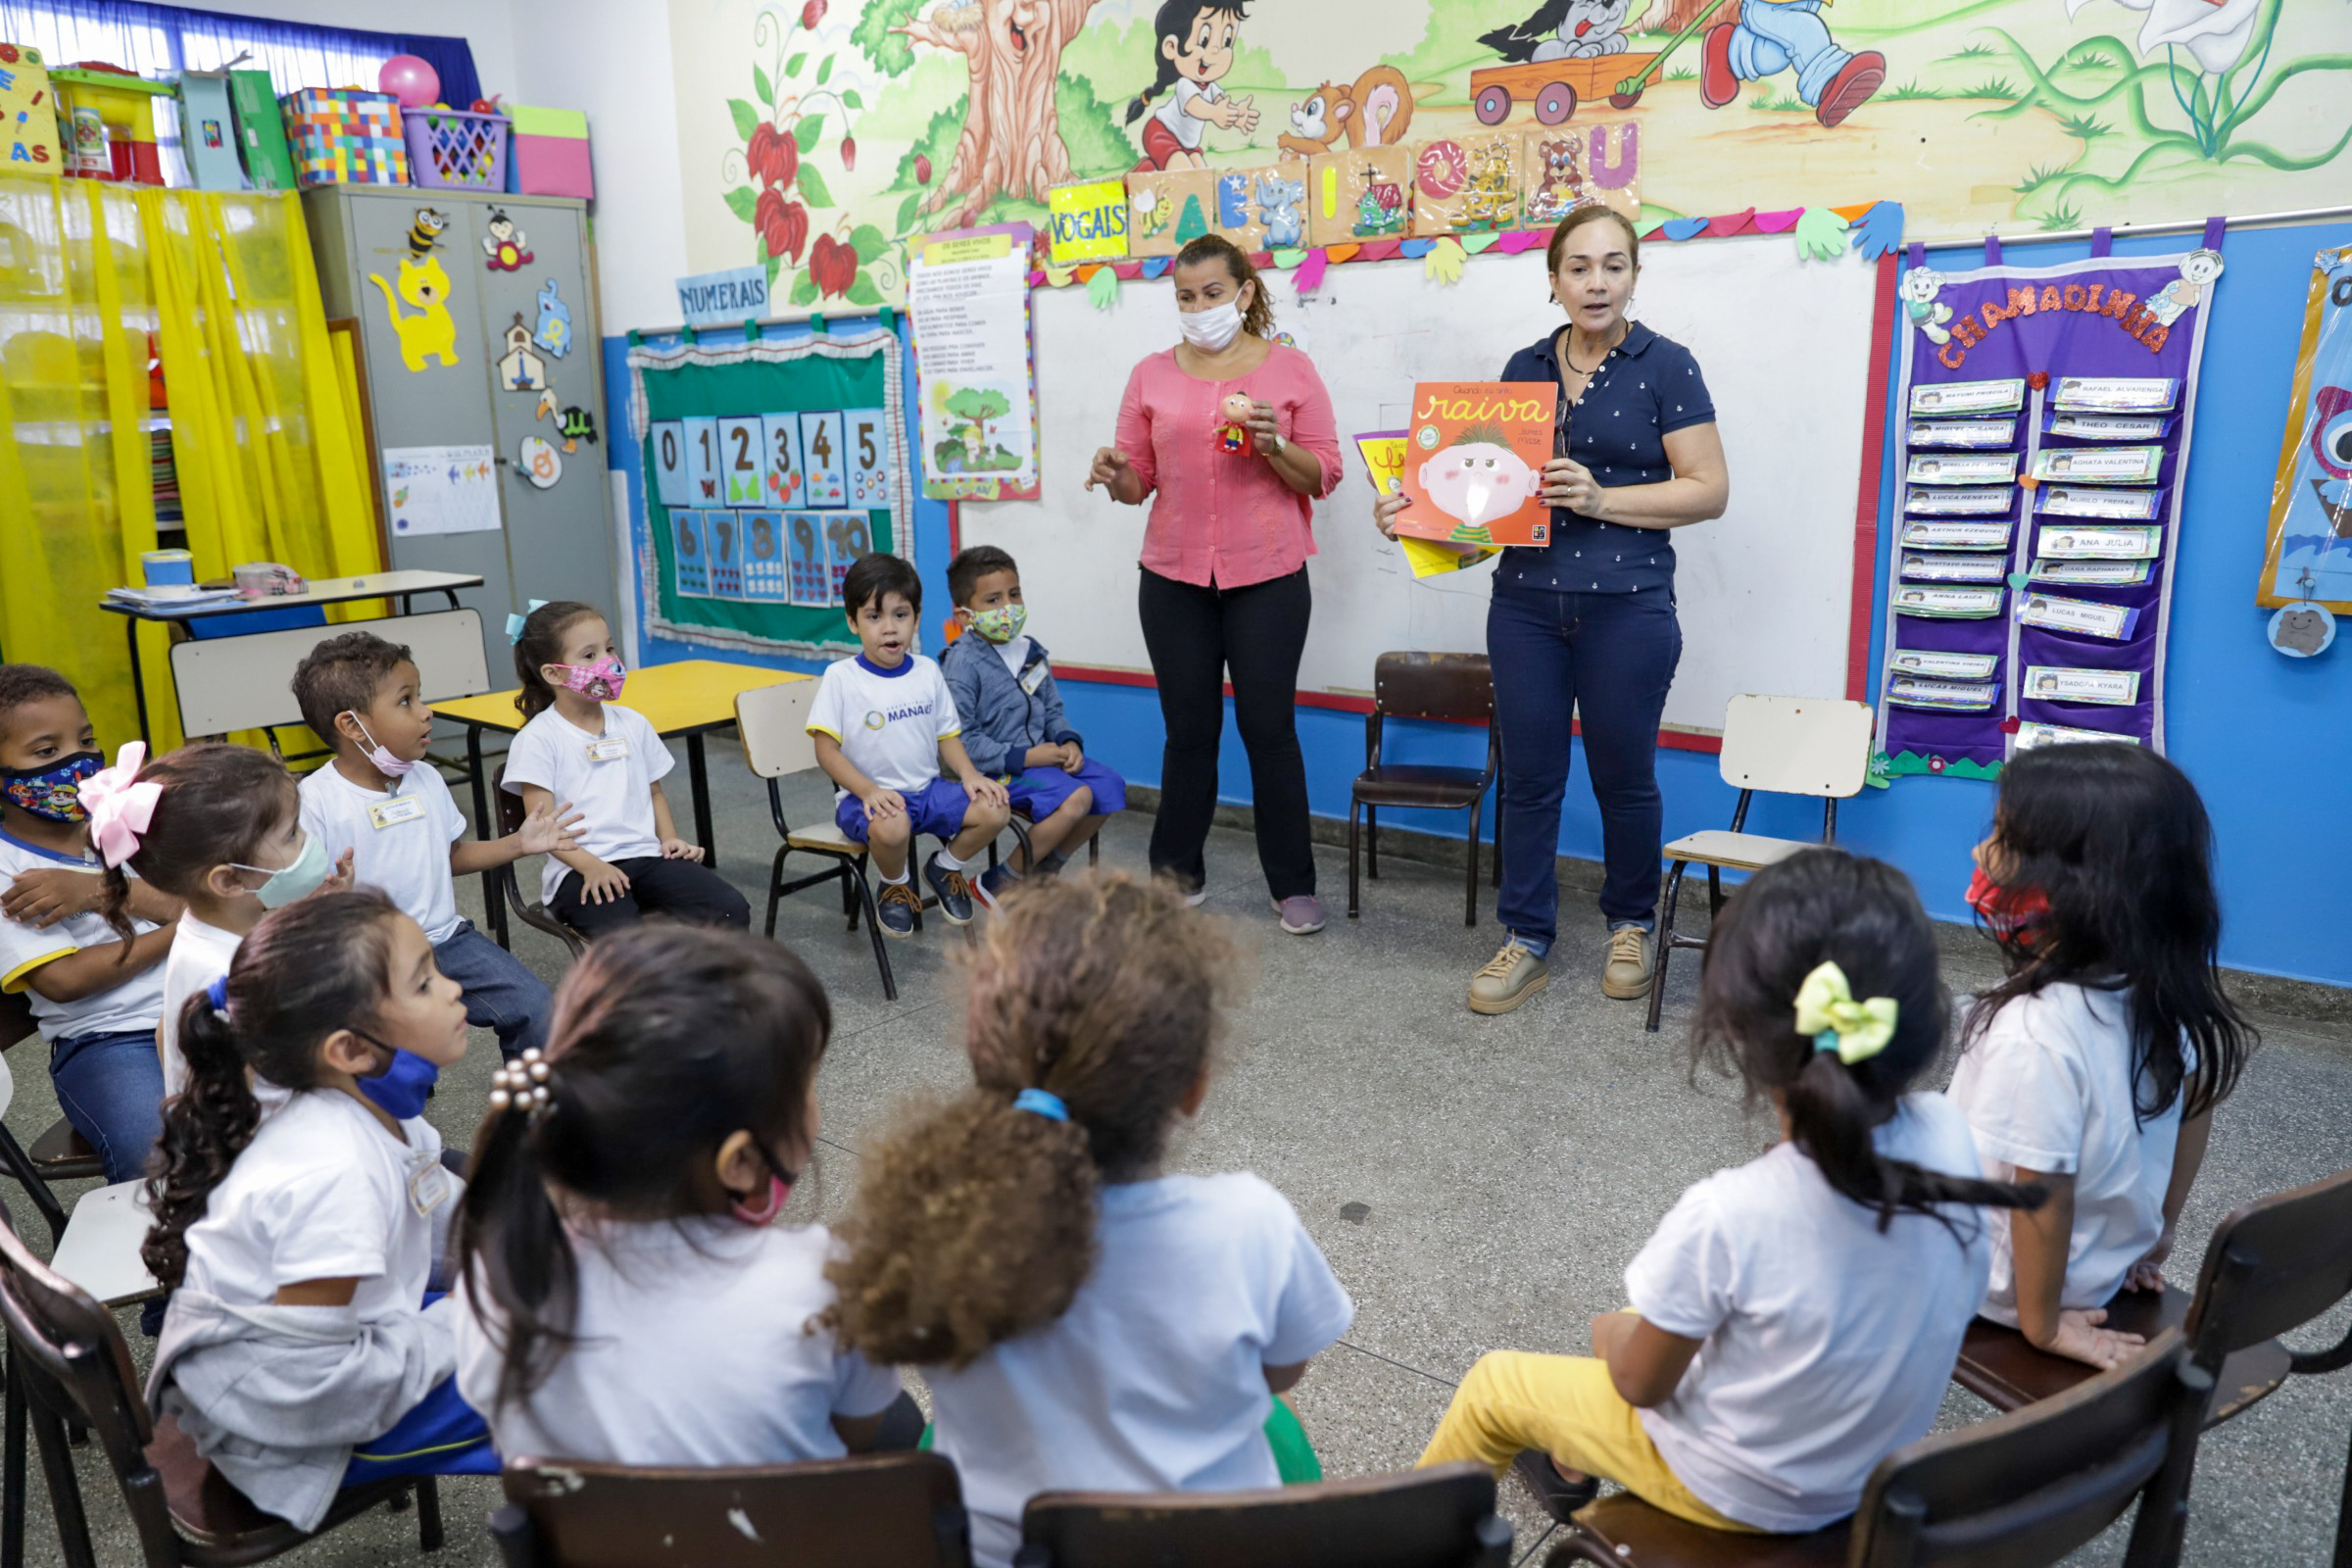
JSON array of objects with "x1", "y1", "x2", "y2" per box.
[{"x1": 403, "y1": 106, "x2": 510, "y2": 192}]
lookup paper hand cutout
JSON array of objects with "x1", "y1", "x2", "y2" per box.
[{"x1": 1794, "y1": 207, "x2": 1852, "y2": 262}]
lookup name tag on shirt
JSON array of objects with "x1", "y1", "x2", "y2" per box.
[
  {"x1": 585, "y1": 736, "x2": 632, "y2": 762},
  {"x1": 409, "y1": 1160, "x2": 450, "y2": 1217},
  {"x1": 367, "y1": 796, "x2": 428, "y2": 830},
  {"x1": 1019, "y1": 661, "x2": 1049, "y2": 695}
]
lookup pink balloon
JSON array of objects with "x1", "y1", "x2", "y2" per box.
[{"x1": 378, "y1": 54, "x2": 440, "y2": 110}]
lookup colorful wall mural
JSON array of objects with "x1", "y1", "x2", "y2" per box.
[{"x1": 672, "y1": 0, "x2": 2352, "y2": 310}]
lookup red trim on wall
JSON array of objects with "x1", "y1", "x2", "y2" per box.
[
  {"x1": 946, "y1": 499, "x2": 961, "y2": 556},
  {"x1": 1849, "y1": 250, "x2": 1898, "y2": 705}
]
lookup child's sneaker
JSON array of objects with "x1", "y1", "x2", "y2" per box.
[
  {"x1": 924, "y1": 855, "x2": 977, "y2": 924},
  {"x1": 975, "y1": 861, "x2": 1019, "y2": 912},
  {"x1": 876, "y1": 880, "x2": 920, "y2": 938}
]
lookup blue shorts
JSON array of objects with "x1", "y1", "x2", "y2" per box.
[
  {"x1": 1007, "y1": 757, "x2": 1127, "y2": 819},
  {"x1": 836, "y1": 776, "x2": 974, "y2": 843}
]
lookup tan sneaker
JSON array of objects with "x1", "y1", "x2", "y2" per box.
[
  {"x1": 1601, "y1": 926, "x2": 1655, "y2": 1001},
  {"x1": 1469, "y1": 941, "x2": 1549, "y2": 1015}
]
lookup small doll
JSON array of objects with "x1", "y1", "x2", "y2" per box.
[{"x1": 1215, "y1": 392, "x2": 1254, "y2": 457}]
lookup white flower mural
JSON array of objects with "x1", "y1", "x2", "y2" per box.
[{"x1": 2064, "y1": 0, "x2": 2262, "y2": 76}]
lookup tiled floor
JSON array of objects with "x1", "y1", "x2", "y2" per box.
[{"x1": 9, "y1": 735, "x2": 2348, "y2": 1565}]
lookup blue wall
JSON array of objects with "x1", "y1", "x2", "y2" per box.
[{"x1": 602, "y1": 216, "x2": 2352, "y2": 989}]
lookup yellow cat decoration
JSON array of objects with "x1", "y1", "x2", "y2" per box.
[{"x1": 368, "y1": 254, "x2": 460, "y2": 371}]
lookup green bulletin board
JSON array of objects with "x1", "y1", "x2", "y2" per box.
[{"x1": 627, "y1": 327, "x2": 913, "y2": 659}]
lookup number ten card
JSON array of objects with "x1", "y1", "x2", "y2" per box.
[
  {"x1": 762, "y1": 415, "x2": 805, "y2": 508},
  {"x1": 799, "y1": 411, "x2": 848, "y2": 507},
  {"x1": 650, "y1": 420, "x2": 691, "y2": 509},
  {"x1": 846, "y1": 409, "x2": 891, "y2": 509},
  {"x1": 718, "y1": 416, "x2": 765, "y2": 507},
  {"x1": 825, "y1": 513, "x2": 873, "y2": 598}
]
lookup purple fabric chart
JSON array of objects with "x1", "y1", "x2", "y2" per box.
[{"x1": 1875, "y1": 225, "x2": 2222, "y2": 782}]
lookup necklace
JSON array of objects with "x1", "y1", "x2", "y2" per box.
[{"x1": 1563, "y1": 324, "x2": 1625, "y2": 377}]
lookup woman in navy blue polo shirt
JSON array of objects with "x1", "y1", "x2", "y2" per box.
[{"x1": 1380, "y1": 207, "x2": 1728, "y2": 1015}]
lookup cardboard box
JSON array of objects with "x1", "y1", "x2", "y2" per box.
[
  {"x1": 281, "y1": 87, "x2": 407, "y2": 188},
  {"x1": 1411, "y1": 129, "x2": 1522, "y2": 237},
  {"x1": 506, "y1": 104, "x2": 592, "y2": 199},
  {"x1": 177, "y1": 70, "x2": 248, "y2": 191},
  {"x1": 1521, "y1": 122, "x2": 1640, "y2": 231},
  {"x1": 1305, "y1": 144, "x2": 1412, "y2": 249}
]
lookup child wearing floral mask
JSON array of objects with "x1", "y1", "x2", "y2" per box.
[
  {"x1": 0, "y1": 664, "x2": 180, "y2": 1191},
  {"x1": 500, "y1": 602, "x2": 750, "y2": 936},
  {"x1": 293, "y1": 632, "x2": 581, "y2": 1061},
  {"x1": 940, "y1": 546, "x2": 1126, "y2": 905}
]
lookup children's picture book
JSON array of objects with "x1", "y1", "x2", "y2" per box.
[
  {"x1": 1392, "y1": 383, "x2": 1557, "y2": 547},
  {"x1": 1359, "y1": 428, "x2": 1498, "y2": 579}
]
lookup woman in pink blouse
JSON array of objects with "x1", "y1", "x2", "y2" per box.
[{"x1": 1087, "y1": 235, "x2": 1344, "y2": 933}]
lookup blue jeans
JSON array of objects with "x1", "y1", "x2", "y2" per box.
[
  {"x1": 49, "y1": 1029, "x2": 165, "y2": 1187},
  {"x1": 1489, "y1": 582, "x2": 1682, "y2": 951},
  {"x1": 431, "y1": 921, "x2": 553, "y2": 1060},
  {"x1": 1728, "y1": 0, "x2": 1850, "y2": 106}
]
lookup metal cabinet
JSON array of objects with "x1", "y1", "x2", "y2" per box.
[{"x1": 304, "y1": 187, "x2": 612, "y2": 682}]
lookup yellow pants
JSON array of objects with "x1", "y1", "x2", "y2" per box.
[{"x1": 1416, "y1": 1350, "x2": 1762, "y2": 1533}]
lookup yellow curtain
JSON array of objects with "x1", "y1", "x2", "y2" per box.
[{"x1": 0, "y1": 176, "x2": 382, "y2": 754}]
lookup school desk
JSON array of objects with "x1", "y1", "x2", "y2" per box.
[
  {"x1": 432, "y1": 661, "x2": 810, "y2": 949},
  {"x1": 98, "y1": 570, "x2": 483, "y2": 745}
]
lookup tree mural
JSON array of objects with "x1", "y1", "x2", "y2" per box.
[{"x1": 853, "y1": 0, "x2": 1113, "y2": 228}]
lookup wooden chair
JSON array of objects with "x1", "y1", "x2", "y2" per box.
[
  {"x1": 1546, "y1": 1328, "x2": 2206, "y2": 1568},
  {"x1": 1013, "y1": 1462, "x2": 1509, "y2": 1568},
  {"x1": 489, "y1": 1451, "x2": 971, "y2": 1567},
  {"x1": 1955, "y1": 1165, "x2": 2352, "y2": 1565},
  {"x1": 734, "y1": 680, "x2": 1031, "y2": 1003},
  {"x1": 0, "y1": 1201, "x2": 442, "y2": 1568},
  {"x1": 1348, "y1": 654, "x2": 1502, "y2": 928},
  {"x1": 492, "y1": 762, "x2": 589, "y2": 958},
  {"x1": 1646, "y1": 696, "x2": 1875, "y2": 1033}
]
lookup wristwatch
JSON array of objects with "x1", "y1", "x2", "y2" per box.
[{"x1": 1264, "y1": 432, "x2": 1285, "y2": 457}]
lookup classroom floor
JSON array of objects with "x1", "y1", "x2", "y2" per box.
[{"x1": 9, "y1": 735, "x2": 2349, "y2": 1566}]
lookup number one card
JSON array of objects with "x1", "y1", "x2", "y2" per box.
[
  {"x1": 762, "y1": 415, "x2": 805, "y2": 508},
  {"x1": 846, "y1": 409, "x2": 892, "y2": 508},
  {"x1": 683, "y1": 417, "x2": 722, "y2": 507},
  {"x1": 718, "y1": 416, "x2": 765, "y2": 508},
  {"x1": 799, "y1": 411, "x2": 848, "y2": 507},
  {"x1": 650, "y1": 420, "x2": 691, "y2": 508}
]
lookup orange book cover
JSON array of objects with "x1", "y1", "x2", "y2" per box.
[{"x1": 1392, "y1": 380, "x2": 1557, "y2": 546}]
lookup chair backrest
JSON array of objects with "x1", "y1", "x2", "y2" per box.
[
  {"x1": 494, "y1": 761, "x2": 528, "y2": 839},
  {"x1": 0, "y1": 1204, "x2": 178, "y2": 1565},
  {"x1": 1716, "y1": 694, "x2": 1876, "y2": 801},
  {"x1": 734, "y1": 677, "x2": 824, "y2": 781},
  {"x1": 1372, "y1": 653, "x2": 1494, "y2": 725},
  {"x1": 1016, "y1": 1462, "x2": 1508, "y2": 1568},
  {"x1": 0, "y1": 984, "x2": 35, "y2": 1052},
  {"x1": 168, "y1": 608, "x2": 491, "y2": 737},
  {"x1": 497, "y1": 1451, "x2": 971, "y2": 1567},
  {"x1": 2184, "y1": 1163, "x2": 2352, "y2": 1360},
  {"x1": 1849, "y1": 1329, "x2": 2200, "y2": 1568}
]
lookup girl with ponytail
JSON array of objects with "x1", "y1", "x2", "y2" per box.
[
  {"x1": 143, "y1": 891, "x2": 490, "y2": 1534},
  {"x1": 1124, "y1": 0, "x2": 1255, "y2": 171},
  {"x1": 1421, "y1": 849, "x2": 2042, "y2": 1538},
  {"x1": 824, "y1": 873, "x2": 1353, "y2": 1568},
  {"x1": 451, "y1": 924, "x2": 913, "y2": 1467},
  {"x1": 1951, "y1": 744, "x2": 2255, "y2": 1371}
]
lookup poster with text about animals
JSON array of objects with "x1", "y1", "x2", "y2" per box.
[
  {"x1": 2259, "y1": 244, "x2": 2352, "y2": 614},
  {"x1": 672, "y1": 0, "x2": 2350, "y2": 313},
  {"x1": 1394, "y1": 381, "x2": 1557, "y2": 546}
]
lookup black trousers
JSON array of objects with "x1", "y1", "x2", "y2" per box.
[
  {"x1": 551, "y1": 856, "x2": 752, "y2": 936},
  {"x1": 1137, "y1": 565, "x2": 1315, "y2": 900}
]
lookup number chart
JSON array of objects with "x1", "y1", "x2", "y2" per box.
[{"x1": 630, "y1": 329, "x2": 913, "y2": 658}]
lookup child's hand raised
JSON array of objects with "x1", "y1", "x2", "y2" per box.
[
  {"x1": 316, "y1": 847, "x2": 357, "y2": 899},
  {"x1": 576, "y1": 858, "x2": 631, "y2": 905},
  {"x1": 660, "y1": 837, "x2": 706, "y2": 863},
  {"x1": 517, "y1": 799, "x2": 585, "y2": 858},
  {"x1": 963, "y1": 775, "x2": 1009, "y2": 809},
  {"x1": 859, "y1": 786, "x2": 906, "y2": 821}
]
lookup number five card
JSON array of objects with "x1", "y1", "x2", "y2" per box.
[
  {"x1": 799, "y1": 411, "x2": 848, "y2": 508},
  {"x1": 718, "y1": 416, "x2": 765, "y2": 508},
  {"x1": 683, "y1": 417, "x2": 722, "y2": 507},
  {"x1": 761, "y1": 415, "x2": 805, "y2": 508},
  {"x1": 650, "y1": 420, "x2": 691, "y2": 509},
  {"x1": 786, "y1": 511, "x2": 832, "y2": 606},
  {"x1": 846, "y1": 409, "x2": 891, "y2": 509}
]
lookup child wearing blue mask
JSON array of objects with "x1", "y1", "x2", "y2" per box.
[
  {"x1": 0, "y1": 665, "x2": 179, "y2": 1189},
  {"x1": 940, "y1": 547, "x2": 1125, "y2": 904}
]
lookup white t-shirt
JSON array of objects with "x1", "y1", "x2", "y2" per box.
[
  {"x1": 157, "y1": 914, "x2": 245, "y2": 1100},
  {"x1": 993, "y1": 634, "x2": 1032, "y2": 677},
  {"x1": 1624, "y1": 1093, "x2": 1993, "y2": 1533},
  {"x1": 452, "y1": 1217, "x2": 900, "y2": 1467},
  {"x1": 0, "y1": 829, "x2": 165, "y2": 1041},
  {"x1": 179, "y1": 1087, "x2": 456, "y2": 1323},
  {"x1": 501, "y1": 704, "x2": 671, "y2": 906},
  {"x1": 805, "y1": 655, "x2": 961, "y2": 804},
  {"x1": 299, "y1": 763, "x2": 468, "y2": 946},
  {"x1": 1153, "y1": 78, "x2": 1224, "y2": 152},
  {"x1": 1948, "y1": 983, "x2": 2184, "y2": 1322},
  {"x1": 927, "y1": 1173, "x2": 1354, "y2": 1568}
]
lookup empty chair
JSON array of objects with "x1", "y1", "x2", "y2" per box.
[
  {"x1": 1348, "y1": 654, "x2": 1501, "y2": 928},
  {"x1": 1646, "y1": 696, "x2": 1875, "y2": 1032},
  {"x1": 1547, "y1": 1328, "x2": 2206, "y2": 1568},
  {"x1": 489, "y1": 1452, "x2": 972, "y2": 1568},
  {"x1": 1014, "y1": 1462, "x2": 1510, "y2": 1568}
]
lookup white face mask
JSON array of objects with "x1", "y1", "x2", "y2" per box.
[{"x1": 1178, "y1": 297, "x2": 1246, "y2": 352}]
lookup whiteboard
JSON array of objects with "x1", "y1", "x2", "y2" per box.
[{"x1": 968, "y1": 236, "x2": 1881, "y2": 739}]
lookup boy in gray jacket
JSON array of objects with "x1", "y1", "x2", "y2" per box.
[{"x1": 940, "y1": 547, "x2": 1125, "y2": 902}]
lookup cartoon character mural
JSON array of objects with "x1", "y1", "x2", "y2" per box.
[
  {"x1": 2146, "y1": 247, "x2": 2225, "y2": 328},
  {"x1": 1275, "y1": 66, "x2": 1414, "y2": 160},
  {"x1": 1483, "y1": 0, "x2": 1637, "y2": 62},
  {"x1": 1127, "y1": 0, "x2": 1258, "y2": 172},
  {"x1": 1901, "y1": 266, "x2": 1954, "y2": 347},
  {"x1": 1686, "y1": 0, "x2": 1886, "y2": 129},
  {"x1": 482, "y1": 210, "x2": 533, "y2": 272},
  {"x1": 1254, "y1": 169, "x2": 1303, "y2": 247}
]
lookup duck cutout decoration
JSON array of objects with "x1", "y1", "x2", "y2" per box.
[
  {"x1": 496, "y1": 314, "x2": 548, "y2": 393},
  {"x1": 533, "y1": 388, "x2": 600, "y2": 455},
  {"x1": 1215, "y1": 392, "x2": 1254, "y2": 457},
  {"x1": 481, "y1": 209, "x2": 533, "y2": 272},
  {"x1": 406, "y1": 207, "x2": 451, "y2": 258},
  {"x1": 532, "y1": 277, "x2": 572, "y2": 359}
]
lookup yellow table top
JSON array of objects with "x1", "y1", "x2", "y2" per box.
[{"x1": 434, "y1": 660, "x2": 810, "y2": 737}]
